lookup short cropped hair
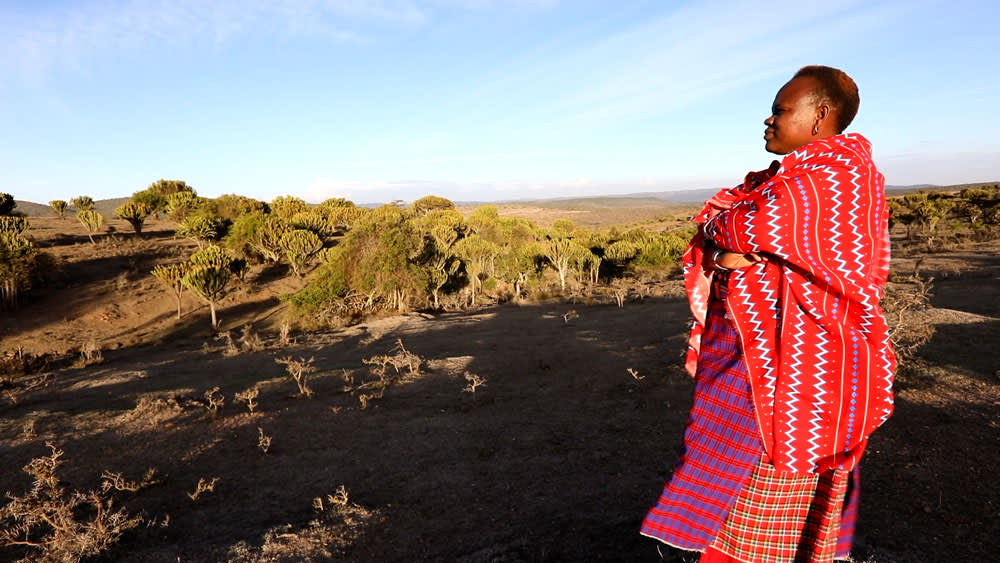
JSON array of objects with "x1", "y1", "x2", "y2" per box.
[{"x1": 793, "y1": 65, "x2": 860, "y2": 133}]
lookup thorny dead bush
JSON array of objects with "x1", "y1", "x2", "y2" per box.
[
  {"x1": 226, "y1": 485, "x2": 380, "y2": 562},
  {"x1": 275, "y1": 356, "x2": 316, "y2": 397},
  {"x1": 215, "y1": 331, "x2": 240, "y2": 356},
  {"x1": 0, "y1": 444, "x2": 152, "y2": 562},
  {"x1": 203, "y1": 387, "x2": 225, "y2": 417},
  {"x1": 186, "y1": 478, "x2": 219, "y2": 502},
  {"x1": 882, "y1": 275, "x2": 935, "y2": 369},
  {"x1": 257, "y1": 427, "x2": 272, "y2": 454},
  {"x1": 238, "y1": 325, "x2": 264, "y2": 352},
  {"x1": 234, "y1": 386, "x2": 260, "y2": 413},
  {"x1": 462, "y1": 371, "x2": 487, "y2": 399},
  {"x1": 350, "y1": 339, "x2": 424, "y2": 408},
  {"x1": 73, "y1": 341, "x2": 103, "y2": 368}
]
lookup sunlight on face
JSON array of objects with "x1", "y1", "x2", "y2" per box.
[{"x1": 763, "y1": 77, "x2": 822, "y2": 155}]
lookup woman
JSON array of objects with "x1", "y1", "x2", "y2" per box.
[{"x1": 640, "y1": 66, "x2": 896, "y2": 563}]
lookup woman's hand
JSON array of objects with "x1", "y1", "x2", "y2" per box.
[{"x1": 709, "y1": 248, "x2": 766, "y2": 270}]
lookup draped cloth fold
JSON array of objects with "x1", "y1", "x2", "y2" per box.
[
  {"x1": 642, "y1": 133, "x2": 895, "y2": 562},
  {"x1": 685, "y1": 133, "x2": 895, "y2": 475}
]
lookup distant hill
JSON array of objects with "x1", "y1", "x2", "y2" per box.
[
  {"x1": 13, "y1": 198, "x2": 129, "y2": 218},
  {"x1": 12, "y1": 180, "x2": 997, "y2": 218}
]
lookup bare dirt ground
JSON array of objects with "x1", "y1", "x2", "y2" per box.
[{"x1": 1, "y1": 216, "x2": 998, "y2": 562}]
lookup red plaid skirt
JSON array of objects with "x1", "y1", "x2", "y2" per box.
[
  {"x1": 709, "y1": 459, "x2": 850, "y2": 563},
  {"x1": 642, "y1": 295, "x2": 859, "y2": 562}
]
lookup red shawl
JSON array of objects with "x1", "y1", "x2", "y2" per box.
[{"x1": 683, "y1": 133, "x2": 896, "y2": 474}]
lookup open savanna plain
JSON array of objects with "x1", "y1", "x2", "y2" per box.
[{"x1": 2, "y1": 199, "x2": 998, "y2": 562}]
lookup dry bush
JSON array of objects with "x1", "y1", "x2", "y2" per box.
[
  {"x1": 362, "y1": 339, "x2": 422, "y2": 380},
  {"x1": 278, "y1": 320, "x2": 293, "y2": 346},
  {"x1": 352, "y1": 339, "x2": 423, "y2": 408},
  {"x1": 100, "y1": 469, "x2": 161, "y2": 494},
  {"x1": 74, "y1": 340, "x2": 103, "y2": 368},
  {"x1": 257, "y1": 427, "x2": 272, "y2": 454},
  {"x1": 203, "y1": 387, "x2": 225, "y2": 417},
  {"x1": 186, "y1": 478, "x2": 219, "y2": 502},
  {"x1": 239, "y1": 325, "x2": 264, "y2": 352},
  {"x1": 462, "y1": 371, "x2": 487, "y2": 399},
  {"x1": 234, "y1": 387, "x2": 260, "y2": 414},
  {"x1": 120, "y1": 396, "x2": 186, "y2": 426},
  {"x1": 215, "y1": 331, "x2": 240, "y2": 356},
  {"x1": 227, "y1": 485, "x2": 380, "y2": 562},
  {"x1": 0, "y1": 444, "x2": 146, "y2": 562},
  {"x1": 21, "y1": 419, "x2": 38, "y2": 440},
  {"x1": 882, "y1": 275, "x2": 936, "y2": 367},
  {"x1": 275, "y1": 356, "x2": 316, "y2": 398}
]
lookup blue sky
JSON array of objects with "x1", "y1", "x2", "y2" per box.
[{"x1": 2, "y1": 0, "x2": 998, "y2": 205}]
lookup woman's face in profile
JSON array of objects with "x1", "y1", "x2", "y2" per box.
[{"x1": 763, "y1": 77, "x2": 821, "y2": 155}]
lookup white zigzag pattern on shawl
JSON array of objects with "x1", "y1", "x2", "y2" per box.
[
  {"x1": 841, "y1": 154, "x2": 868, "y2": 279},
  {"x1": 838, "y1": 153, "x2": 882, "y2": 337},
  {"x1": 782, "y1": 290, "x2": 810, "y2": 471},
  {"x1": 875, "y1": 331, "x2": 896, "y2": 420},
  {"x1": 823, "y1": 164, "x2": 851, "y2": 295},
  {"x1": 760, "y1": 185, "x2": 785, "y2": 257},
  {"x1": 683, "y1": 259, "x2": 707, "y2": 323},
  {"x1": 802, "y1": 319, "x2": 832, "y2": 472},
  {"x1": 741, "y1": 265, "x2": 779, "y2": 406}
]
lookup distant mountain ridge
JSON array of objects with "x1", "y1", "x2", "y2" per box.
[
  {"x1": 12, "y1": 198, "x2": 129, "y2": 218},
  {"x1": 10, "y1": 182, "x2": 994, "y2": 217}
]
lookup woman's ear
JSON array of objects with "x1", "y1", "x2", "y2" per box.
[{"x1": 813, "y1": 104, "x2": 831, "y2": 135}]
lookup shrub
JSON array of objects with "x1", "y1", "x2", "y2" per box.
[
  {"x1": 49, "y1": 200, "x2": 67, "y2": 219},
  {"x1": 882, "y1": 276, "x2": 935, "y2": 368},
  {"x1": 1, "y1": 229, "x2": 34, "y2": 310},
  {"x1": 69, "y1": 196, "x2": 95, "y2": 212},
  {"x1": 0, "y1": 444, "x2": 146, "y2": 561},
  {"x1": 290, "y1": 211, "x2": 337, "y2": 240},
  {"x1": 207, "y1": 194, "x2": 267, "y2": 221},
  {"x1": 114, "y1": 201, "x2": 153, "y2": 234},
  {"x1": 182, "y1": 246, "x2": 234, "y2": 329},
  {"x1": 0, "y1": 216, "x2": 28, "y2": 236},
  {"x1": 280, "y1": 229, "x2": 324, "y2": 277},
  {"x1": 176, "y1": 213, "x2": 227, "y2": 247},
  {"x1": 270, "y1": 196, "x2": 308, "y2": 219},
  {"x1": 164, "y1": 191, "x2": 202, "y2": 223},
  {"x1": 224, "y1": 211, "x2": 267, "y2": 260},
  {"x1": 283, "y1": 260, "x2": 350, "y2": 311},
  {"x1": 76, "y1": 209, "x2": 104, "y2": 243},
  {"x1": 540, "y1": 237, "x2": 589, "y2": 292},
  {"x1": 134, "y1": 179, "x2": 195, "y2": 216},
  {"x1": 324, "y1": 205, "x2": 367, "y2": 231},
  {"x1": 411, "y1": 195, "x2": 455, "y2": 216},
  {"x1": 0, "y1": 193, "x2": 14, "y2": 215},
  {"x1": 151, "y1": 263, "x2": 187, "y2": 319},
  {"x1": 289, "y1": 205, "x2": 426, "y2": 317},
  {"x1": 454, "y1": 234, "x2": 500, "y2": 304}
]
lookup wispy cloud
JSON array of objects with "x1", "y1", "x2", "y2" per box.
[
  {"x1": 0, "y1": 0, "x2": 430, "y2": 83},
  {"x1": 463, "y1": 0, "x2": 914, "y2": 128}
]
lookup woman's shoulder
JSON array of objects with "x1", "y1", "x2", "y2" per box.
[{"x1": 782, "y1": 133, "x2": 876, "y2": 171}]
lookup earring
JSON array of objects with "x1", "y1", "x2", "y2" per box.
[{"x1": 812, "y1": 125, "x2": 819, "y2": 135}]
